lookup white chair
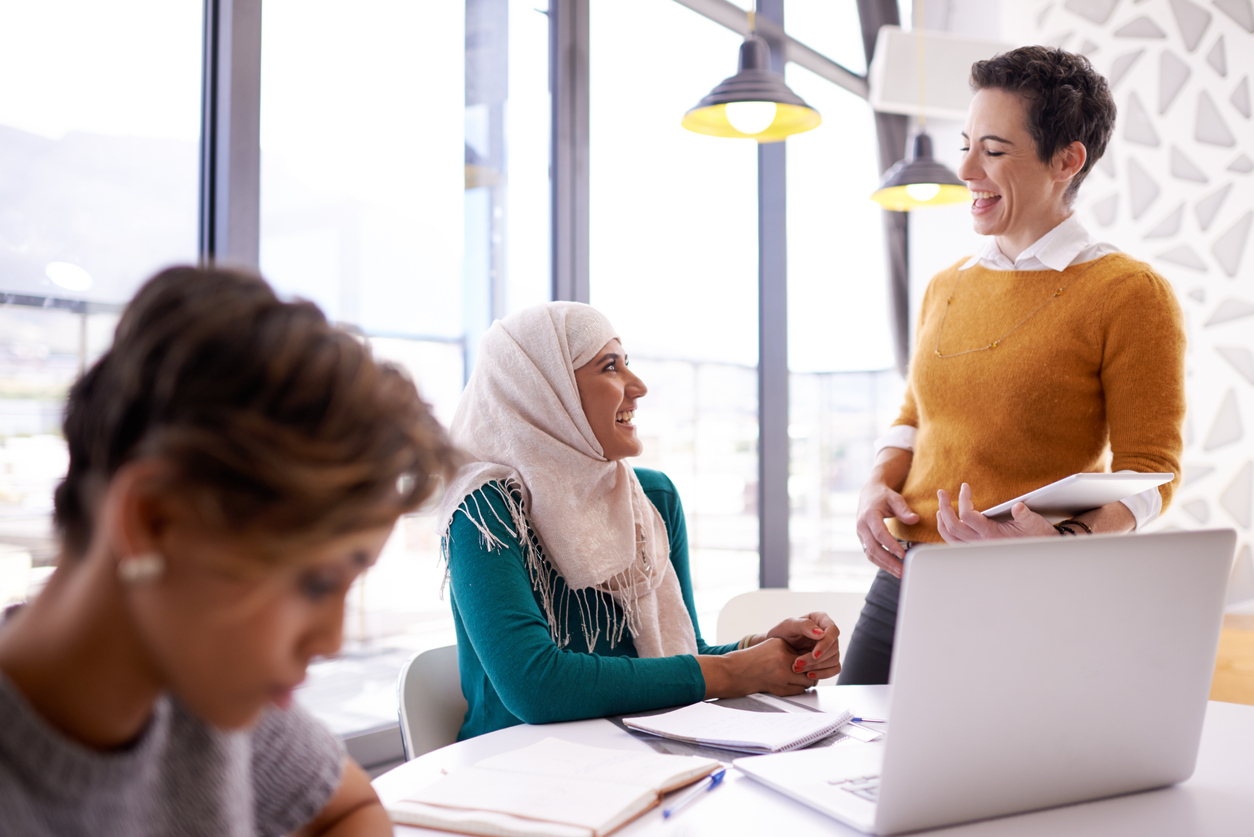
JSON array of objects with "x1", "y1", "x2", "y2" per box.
[
  {"x1": 397, "y1": 644, "x2": 467, "y2": 760},
  {"x1": 715, "y1": 589, "x2": 868, "y2": 671}
]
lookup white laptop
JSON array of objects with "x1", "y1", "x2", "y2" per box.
[{"x1": 735, "y1": 529, "x2": 1235, "y2": 835}]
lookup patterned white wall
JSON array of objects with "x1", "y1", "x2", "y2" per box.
[{"x1": 1000, "y1": 0, "x2": 1254, "y2": 604}]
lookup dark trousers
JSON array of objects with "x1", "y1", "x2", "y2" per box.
[{"x1": 837, "y1": 569, "x2": 902, "y2": 685}]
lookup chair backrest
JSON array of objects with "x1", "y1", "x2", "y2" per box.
[
  {"x1": 397, "y1": 644, "x2": 467, "y2": 760},
  {"x1": 715, "y1": 589, "x2": 868, "y2": 667}
]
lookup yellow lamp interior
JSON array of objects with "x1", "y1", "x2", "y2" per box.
[
  {"x1": 682, "y1": 102, "x2": 821, "y2": 142},
  {"x1": 870, "y1": 183, "x2": 971, "y2": 211}
]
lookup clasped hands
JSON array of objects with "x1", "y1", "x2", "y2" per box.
[
  {"x1": 702, "y1": 611, "x2": 841, "y2": 699},
  {"x1": 739, "y1": 612, "x2": 841, "y2": 693}
]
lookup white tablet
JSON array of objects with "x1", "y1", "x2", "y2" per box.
[{"x1": 980, "y1": 472, "x2": 1174, "y2": 522}]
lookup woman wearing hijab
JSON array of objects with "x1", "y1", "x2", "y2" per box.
[
  {"x1": 842, "y1": 46, "x2": 1186, "y2": 685},
  {"x1": 440, "y1": 302, "x2": 841, "y2": 739}
]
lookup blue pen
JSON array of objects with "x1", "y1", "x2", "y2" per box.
[
  {"x1": 662, "y1": 768, "x2": 727, "y2": 819},
  {"x1": 851, "y1": 717, "x2": 886, "y2": 723}
]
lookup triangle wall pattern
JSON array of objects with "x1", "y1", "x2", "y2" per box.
[{"x1": 1018, "y1": 0, "x2": 1254, "y2": 601}]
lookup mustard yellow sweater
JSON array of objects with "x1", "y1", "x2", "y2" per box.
[{"x1": 888, "y1": 253, "x2": 1186, "y2": 544}]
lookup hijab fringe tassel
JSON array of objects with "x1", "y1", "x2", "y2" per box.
[{"x1": 441, "y1": 481, "x2": 650, "y2": 654}]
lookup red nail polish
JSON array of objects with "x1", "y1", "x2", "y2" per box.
[
  {"x1": 813, "y1": 649, "x2": 822, "y2": 660},
  {"x1": 793, "y1": 660, "x2": 804, "y2": 672},
  {"x1": 808, "y1": 672, "x2": 817, "y2": 679}
]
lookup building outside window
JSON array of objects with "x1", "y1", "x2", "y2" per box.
[{"x1": 0, "y1": 0, "x2": 201, "y2": 605}]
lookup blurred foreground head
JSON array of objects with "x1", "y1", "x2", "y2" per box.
[
  {"x1": 56, "y1": 265, "x2": 455, "y2": 559},
  {"x1": 46, "y1": 265, "x2": 458, "y2": 728}
]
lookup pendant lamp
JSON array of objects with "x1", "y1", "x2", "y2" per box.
[
  {"x1": 870, "y1": 133, "x2": 969, "y2": 210},
  {"x1": 682, "y1": 11, "x2": 820, "y2": 143},
  {"x1": 870, "y1": 1, "x2": 968, "y2": 210}
]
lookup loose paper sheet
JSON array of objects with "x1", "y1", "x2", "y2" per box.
[{"x1": 623, "y1": 701, "x2": 851, "y2": 752}]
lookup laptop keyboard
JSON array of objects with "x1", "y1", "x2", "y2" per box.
[{"x1": 828, "y1": 774, "x2": 880, "y2": 802}]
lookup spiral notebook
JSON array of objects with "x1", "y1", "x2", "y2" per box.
[{"x1": 623, "y1": 701, "x2": 854, "y2": 754}]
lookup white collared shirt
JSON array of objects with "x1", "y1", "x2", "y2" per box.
[
  {"x1": 958, "y1": 213, "x2": 1121, "y2": 272},
  {"x1": 876, "y1": 216, "x2": 1161, "y2": 529}
]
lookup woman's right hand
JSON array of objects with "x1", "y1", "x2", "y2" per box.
[
  {"x1": 698, "y1": 638, "x2": 814, "y2": 699},
  {"x1": 855, "y1": 447, "x2": 919, "y2": 580}
]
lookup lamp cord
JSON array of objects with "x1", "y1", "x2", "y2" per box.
[{"x1": 916, "y1": 0, "x2": 927, "y2": 131}]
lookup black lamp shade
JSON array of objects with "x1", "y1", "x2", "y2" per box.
[
  {"x1": 682, "y1": 36, "x2": 821, "y2": 142},
  {"x1": 871, "y1": 133, "x2": 970, "y2": 211}
]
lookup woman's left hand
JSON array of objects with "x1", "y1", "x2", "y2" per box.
[
  {"x1": 936, "y1": 482, "x2": 1056, "y2": 543},
  {"x1": 758, "y1": 612, "x2": 842, "y2": 683}
]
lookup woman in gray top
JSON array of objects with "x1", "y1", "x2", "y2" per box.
[{"x1": 0, "y1": 266, "x2": 456, "y2": 836}]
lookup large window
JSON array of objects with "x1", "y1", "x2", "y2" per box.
[
  {"x1": 0, "y1": 0, "x2": 201, "y2": 304},
  {"x1": 259, "y1": 0, "x2": 466, "y2": 341},
  {"x1": 2, "y1": 0, "x2": 901, "y2": 631},
  {"x1": 259, "y1": 0, "x2": 552, "y2": 670},
  {"x1": 784, "y1": 3, "x2": 899, "y2": 592},
  {"x1": 0, "y1": 0, "x2": 201, "y2": 604},
  {"x1": 1, "y1": 0, "x2": 910, "y2": 752},
  {"x1": 590, "y1": 1, "x2": 899, "y2": 619},
  {"x1": 591, "y1": 0, "x2": 762, "y2": 628},
  {"x1": 789, "y1": 369, "x2": 900, "y2": 591}
]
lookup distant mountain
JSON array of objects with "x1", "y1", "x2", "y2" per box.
[{"x1": 0, "y1": 124, "x2": 198, "y2": 303}]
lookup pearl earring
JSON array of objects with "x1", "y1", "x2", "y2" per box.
[{"x1": 118, "y1": 552, "x2": 165, "y2": 585}]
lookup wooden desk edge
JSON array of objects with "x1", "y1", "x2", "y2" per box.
[{"x1": 1223, "y1": 613, "x2": 1254, "y2": 632}]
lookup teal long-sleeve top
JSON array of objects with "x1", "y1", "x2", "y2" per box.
[{"x1": 447, "y1": 468, "x2": 738, "y2": 740}]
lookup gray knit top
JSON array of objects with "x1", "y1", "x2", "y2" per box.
[{"x1": 0, "y1": 671, "x2": 344, "y2": 836}]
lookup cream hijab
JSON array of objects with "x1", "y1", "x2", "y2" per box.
[{"x1": 436, "y1": 303, "x2": 698, "y2": 658}]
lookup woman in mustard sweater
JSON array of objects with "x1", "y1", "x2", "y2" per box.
[
  {"x1": 842, "y1": 46, "x2": 1186, "y2": 684},
  {"x1": 438, "y1": 303, "x2": 843, "y2": 738}
]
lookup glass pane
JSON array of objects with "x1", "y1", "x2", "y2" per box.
[
  {"x1": 786, "y1": 63, "x2": 893, "y2": 373},
  {"x1": 0, "y1": 0, "x2": 201, "y2": 303},
  {"x1": 789, "y1": 369, "x2": 900, "y2": 593},
  {"x1": 784, "y1": 56, "x2": 897, "y2": 595},
  {"x1": 262, "y1": 1, "x2": 550, "y2": 683},
  {"x1": 260, "y1": 0, "x2": 465, "y2": 338},
  {"x1": 591, "y1": 1, "x2": 758, "y2": 366},
  {"x1": 591, "y1": 0, "x2": 761, "y2": 629},
  {"x1": 0, "y1": 306, "x2": 117, "y2": 596},
  {"x1": 0, "y1": 1, "x2": 199, "y2": 599},
  {"x1": 466, "y1": 0, "x2": 553, "y2": 366},
  {"x1": 260, "y1": 0, "x2": 548, "y2": 345},
  {"x1": 786, "y1": 0, "x2": 872, "y2": 76}
]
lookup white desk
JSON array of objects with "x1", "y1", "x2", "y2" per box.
[{"x1": 374, "y1": 686, "x2": 1254, "y2": 836}]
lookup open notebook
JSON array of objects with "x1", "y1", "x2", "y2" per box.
[
  {"x1": 387, "y1": 737, "x2": 721, "y2": 837},
  {"x1": 623, "y1": 701, "x2": 854, "y2": 754}
]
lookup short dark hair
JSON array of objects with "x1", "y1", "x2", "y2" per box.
[
  {"x1": 54, "y1": 265, "x2": 457, "y2": 558},
  {"x1": 970, "y1": 45, "x2": 1116, "y2": 200}
]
